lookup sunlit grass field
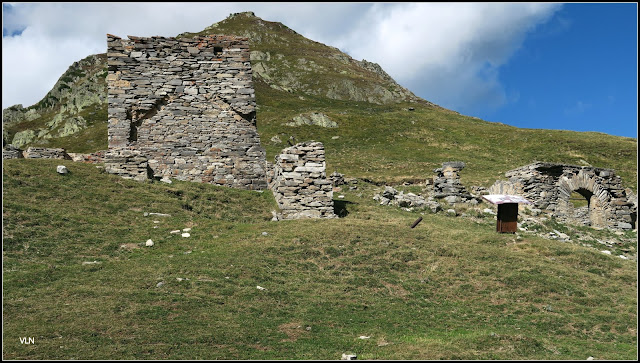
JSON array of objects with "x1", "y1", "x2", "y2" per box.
[{"x1": 3, "y1": 159, "x2": 636, "y2": 359}]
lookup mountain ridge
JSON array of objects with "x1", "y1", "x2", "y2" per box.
[{"x1": 2, "y1": 53, "x2": 107, "y2": 151}]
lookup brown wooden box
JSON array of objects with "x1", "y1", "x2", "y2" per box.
[{"x1": 496, "y1": 203, "x2": 518, "y2": 233}]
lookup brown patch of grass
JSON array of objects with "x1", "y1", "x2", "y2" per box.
[
  {"x1": 380, "y1": 280, "x2": 409, "y2": 298},
  {"x1": 278, "y1": 321, "x2": 308, "y2": 342},
  {"x1": 250, "y1": 344, "x2": 272, "y2": 351},
  {"x1": 119, "y1": 243, "x2": 142, "y2": 251}
]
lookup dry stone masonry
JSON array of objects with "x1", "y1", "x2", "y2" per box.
[
  {"x1": 271, "y1": 141, "x2": 336, "y2": 220},
  {"x1": 431, "y1": 161, "x2": 476, "y2": 204},
  {"x1": 489, "y1": 162, "x2": 637, "y2": 230},
  {"x1": 2, "y1": 145, "x2": 105, "y2": 163},
  {"x1": 22, "y1": 147, "x2": 71, "y2": 160},
  {"x1": 2, "y1": 144, "x2": 24, "y2": 159},
  {"x1": 106, "y1": 34, "x2": 267, "y2": 190},
  {"x1": 103, "y1": 148, "x2": 152, "y2": 182}
]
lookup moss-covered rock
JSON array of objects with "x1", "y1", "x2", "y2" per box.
[{"x1": 12, "y1": 129, "x2": 37, "y2": 148}]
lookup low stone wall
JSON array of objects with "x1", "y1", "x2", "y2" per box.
[
  {"x1": 2, "y1": 144, "x2": 24, "y2": 159},
  {"x1": 271, "y1": 141, "x2": 336, "y2": 220},
  {"x1": 103, "y1": 148, "x2": 152, "y2": 182},
  {"x1": 22, "y1": 147, "x2": 71, "y2": 160}
]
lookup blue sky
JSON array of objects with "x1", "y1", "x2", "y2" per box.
[
  {"x1": 2, "y1": 2, "x2": 637, "y2": 138},
  {"x1": 469, "y1": 3, "x2": 638, "y2": 138}
]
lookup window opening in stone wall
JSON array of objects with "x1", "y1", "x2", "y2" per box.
[{"x1": 214, "y1": 46, "x2": 223, "y2": 56}]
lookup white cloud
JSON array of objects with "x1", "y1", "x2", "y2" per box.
[
  {"x1": 2, "y1": 2, "x2": 561, "y2": 113},
  {"x1": 332, "y1": 3, "x2": 561, "y2": 113},
  {"x1": 564, "y1": 100, "x2": 592, "y2": 116}
]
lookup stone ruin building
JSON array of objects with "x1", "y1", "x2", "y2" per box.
[
  {"x1": 105, "y1": 34, "x2": 267, "y2": 190},
  {"x1": 105, "y1": 34, "x2": 334, "y2": 219},
  {"x1": 489, "y1": 162, "x2": 637, "y2": 230}
]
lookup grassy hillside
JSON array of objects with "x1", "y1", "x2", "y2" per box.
[
  {"x1": 2, "y1": 159, "x2": 636, "y2": 360},
  {"x1": 252, "y1": 80, "x2": 637, "y2": 190},
  {"x1": 2, "y1": 12, "x2": 637, "y2": 359}
]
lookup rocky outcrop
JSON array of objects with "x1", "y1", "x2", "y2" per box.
[
  {"x1": 285, "y1": 112, "x2": 337, "y2": 128},
  {"x1": 3, "y1": 54, "x2": 108, "y2": 149},
  {"x1": 270, "y1": 141, "x2": 336, "y2": 220}
]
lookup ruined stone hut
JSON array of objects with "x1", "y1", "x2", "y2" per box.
[{"x1": 489, "y1": 162, "x2": 637, "y2": 230}]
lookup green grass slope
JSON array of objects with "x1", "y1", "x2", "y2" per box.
[
  {"x1": 3, "y1": 159, "x2": 636, "y2": 359},
  {"x1": 253, "y1": 82, "x2": 637, "y2": 190}
]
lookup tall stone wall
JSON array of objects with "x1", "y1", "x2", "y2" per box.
[
  {"x1": 271, "y1": 141, "x2": 336, "y2": 220},
  {"x1": 106, "y1": 34, "x2": 267, "y2": 190},
  {"x1": 490, "y1": 162, "x2": 637, "y2": 230}
]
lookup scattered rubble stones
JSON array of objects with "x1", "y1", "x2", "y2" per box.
[
  {"x1": 106, "y1": 34, "x2": 267, "y2": 190},
  {"x1": 56, "y1": 165, "x2": 68, "y2": 174},
  {"x1": 271, "y1": 141, "x2": 336, "y2": 220},
  {"x1": 373, "y1": 186, "x2": 442, "y2": 213},
  {"x1": 330, "y1": 171, "x2": 346, "y2": 187},
  {"x1": 66, "y1": 150, "x2": 105, "y2": 163}
]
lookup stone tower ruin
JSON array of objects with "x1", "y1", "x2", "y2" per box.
[{"x1": 105, "y1": 34, "x2": 267, "y2": 190}]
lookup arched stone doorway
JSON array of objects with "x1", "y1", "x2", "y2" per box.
[{"x1": 557, "y1": 170, "x2": 610, "y2": 228}]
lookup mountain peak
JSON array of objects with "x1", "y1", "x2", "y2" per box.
[
  {"x1": 228, "y1": 11, "x2": 257, "y2": 19},
  {"x1": 179, "y1": 12, "x2": 430, "y2": 106}
]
